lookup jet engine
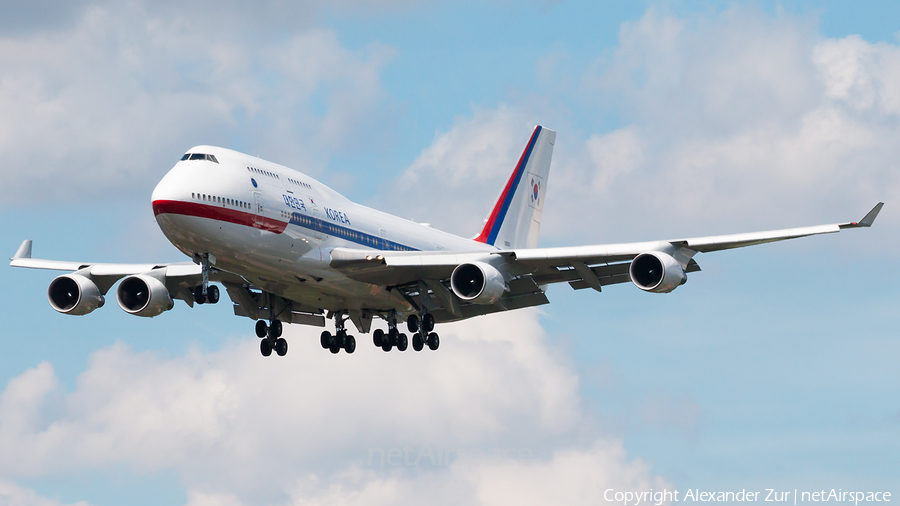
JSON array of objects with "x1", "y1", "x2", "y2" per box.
[
  {"x1": 629, "y1": 251, "x2": 687, "y2": 293},
  {"x1": 116, "y1": 274, "x2": 174, "y2": 317},
  {"x1": 450, "y1": 262, "x2": 507, "y2": 305},
  {"x1": 47, "y1": 274, "x2": 105, "y2": 315}
]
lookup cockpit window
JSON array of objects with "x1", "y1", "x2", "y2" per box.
[{"x1": 182, "y1": 153, "x2": 219, "y2": 163}]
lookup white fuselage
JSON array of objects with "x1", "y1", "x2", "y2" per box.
[{"x1": 151, "y1": 145, "x2": 494, "y2": 313}]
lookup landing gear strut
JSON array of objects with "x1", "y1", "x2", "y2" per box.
[
  {"x1": 320, "y1": 312, "x2": 356, "y2": 354},
  {"x1": 192, "y1": 253, "x2": 219, "y2": 305},
  {"x1": 372, "y1": 311, "x2": 434, "y2": 351},
  {"x1": 256, "y1": 319, "x2": 287, "y2": 357}
]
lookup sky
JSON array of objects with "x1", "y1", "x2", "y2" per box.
[{"x1": 0, "y1": 1, "x2": 898, "y2": 505}]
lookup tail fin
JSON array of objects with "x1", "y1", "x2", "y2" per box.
[{"x1": 473, "y1": 125, "x2": 556, "y2": 249}]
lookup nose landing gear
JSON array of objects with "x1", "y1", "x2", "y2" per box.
[{"x1": 192, "y1": 253, "x2": 220, "y2": 305}]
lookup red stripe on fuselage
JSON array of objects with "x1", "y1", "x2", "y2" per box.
[{"x1": 152, "y1": 200, "x2": 287, "y2": 234}]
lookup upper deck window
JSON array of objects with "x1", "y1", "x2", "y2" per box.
[{"x1": 182, "y1": 153, "x2": 219, "y2": 163}]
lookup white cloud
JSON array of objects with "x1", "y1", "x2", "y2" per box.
[
  {"x1": 0, "y1": 480, "x2": 92, "y2": 506},
  {"x1": 0, "y1": 310, "x2": 668, "y2": 505},
  {"x1": 549, "y1": 5, "x2": 899, "y2": 243},
  {"x1": 383, "y1": 106, "x2": 542, "y2": 236},
  {"x1": 378, "y1": 7, "x2": 900, "y2": 244},
  {"x1": 0, "y1": 3, "x2": 394, "y2": 206},
  {"x1": 391, "y1": 6, "x2": 897, "y2": 247}
]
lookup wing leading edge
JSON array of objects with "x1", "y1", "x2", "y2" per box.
[{"x1": 329, "y1": 203, "x2": 883, "y2": 319}]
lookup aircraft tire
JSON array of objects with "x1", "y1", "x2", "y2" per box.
[
  {"x1": 275, "y1": 338, "x2": 288, "y2": 356},
  {"x1": 330, "y1": 343, "x2": 341, "y2": 354},
  {"x1": 427, "y1": 333, "x2": 439, "y2": 351},
  {"x1": 194, "y1": 286, "x2": 206, "y2": 304},
  {"x1": 320, "y1": 331, "x2": 331, "y2": 349},
  {"x1": 373, "y1": 329, "x2": 384, "y2": 347},
  {"x1": 260, "y1": 339, "x2": 272, "y2": 357},
  {"x1": 381, "y1": 340, "x2": 392, "y2": 352},
  {"x1": 271, "y1": 319, "x2": 283, "y2": 338},
  {"x1": 345, "y1": 335, "x2": 356, "y2": 354},
  {"x1": 397, "y1": 333, "x2": 408, "y2": 352},
  {"x1": 407, "y1": 314, "x2": 418, "y2": 333},
  {"x1": 207, "y1": 285, "x2": 219, "y2": 304},
  {"x1": 412, "y1": 333, "x2": 424, "y2": 351},
  {"x1": 423, "y1": 313, "x2": 434, "y2": 332},
  {"x1": 255, "y1": 320, "x2": 267, "y2": 338}
]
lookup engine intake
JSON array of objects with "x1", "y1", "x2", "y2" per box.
[
  {"x1": 48, "y1": 274, "x2": 105, "y2": 315},
  {"x1": 450, "y1": 262, "x2": 507, "y2": 305},
  {"x1": 629, "y1": 251, "x2": 687, "y2": 293},
  {"x1": 116, "y1": 274, "x2": 173, "y2": 317}
]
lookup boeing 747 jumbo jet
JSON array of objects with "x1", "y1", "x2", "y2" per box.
[{"x1": 10, "y1": 126, "x2": 883, "y2": 357}]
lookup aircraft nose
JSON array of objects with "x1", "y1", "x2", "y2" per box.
[{"x1": 151, "y1": 164, "x2": 187, "y2": 213}]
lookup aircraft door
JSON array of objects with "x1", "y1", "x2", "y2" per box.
[
  {"x1": 312, "y1": 208, "x2": 323, "y2": 239},
  {"x1": 252, "y1": 192, "x2": 264, "y2": 227}
]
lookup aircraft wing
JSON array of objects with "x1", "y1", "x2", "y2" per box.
[
  {"x1": 330, "y1": 203, "x2": 883, "y2": 320},
  {"x1": 9, "y1": 240, "x2": 245, "y2": 305}
]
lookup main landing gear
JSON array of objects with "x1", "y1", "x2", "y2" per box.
[
  {"x1": 256, "y1": 319, "x2": 288, "y2": 357},
  {"x1": 407, "y1": 312, "x2": 439, "y2": 351},
  {"x1": 319, "y1": 312, "x2": 356, "y2": 354},
  {"x1": 372, "y1": 312, "x2": 439, "y2": 352}
]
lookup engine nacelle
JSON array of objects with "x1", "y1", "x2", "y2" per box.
[
  {"x1": 629, "y1": 251, "x2": 687, "y2": 293},
  {"x1": 47, "y1": 274, "x2": 105, "y2": 315},
  {"x1": 450, "y1": 262, "x2": 507, "y2": 305},
  {"x1": 116, "y1": 274, "x2": 174, "y2": 317}
]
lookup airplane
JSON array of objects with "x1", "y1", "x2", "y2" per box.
[{"x1": 10, "y1": 126, "x2": 883, "y2": 357}]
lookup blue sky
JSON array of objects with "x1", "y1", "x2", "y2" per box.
[{"x1": 0, "y1": 1, "x2": 898, "y2": 505}]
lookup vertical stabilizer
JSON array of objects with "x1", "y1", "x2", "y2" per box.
[{"x1": 473, "y1": 125, "x2": 556, "y2": 249}]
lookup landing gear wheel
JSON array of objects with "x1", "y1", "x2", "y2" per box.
[
  {"x1": 427, "y1": 332, "x2": 440, "y2": 351},
  {"x1": 260, "y1": 339, "x2": 272, "y2": 356},
  {"x1": 207, "y1": 285, "x2": 220, "y2": 304},
  {"x1": 274, "y1": 338, "x2": 288, "y2": 356},
  {"x1": 344, "y1": 335, "x2": 356, "y2": 354},
  {"x1": 373, "y1": 329, "x2": 384, "y2": 347},
  {"x1": 330, "y1": 343, "x2": 341, "y2": 354},
  {"x1": 423, "y1": 313, "x2": 434, "y2": 332},
  {"x1": 270, "y1": 319, "x2": 283, "y2": 338},
  {"x1": 255, "y1": 320, "x2": 267, "y2": 338},
  {"x1": 397, "y1": 333, "x2": 408, "y2": 352},
  {"x1": 407, "y1": 314, "x2": 418, "y2": 333},
  {"x1": 320, "y1": 331, "x2": 332, "y2": 349},
  {"x1": 412, "y1": 332, "x2": 424, "y2": 351},
  {"x1": 193, "y1": 286, "x2": 206, "y2": 304}
]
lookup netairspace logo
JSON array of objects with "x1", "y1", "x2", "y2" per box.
[{"x1": 603, "y1": 488, "x2": 892, "y2": 506}]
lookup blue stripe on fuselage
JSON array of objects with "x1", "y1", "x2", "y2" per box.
[{"x1": 287, "y1": 212, "x2": 419, "y2": 252}]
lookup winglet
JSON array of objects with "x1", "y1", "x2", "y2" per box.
[
  {"x1": 12, "y1": 240, "x2": 32, "y2": 260},
  {"x1": 839, "y1": 202, "x2": 884, "y2": 229}
]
